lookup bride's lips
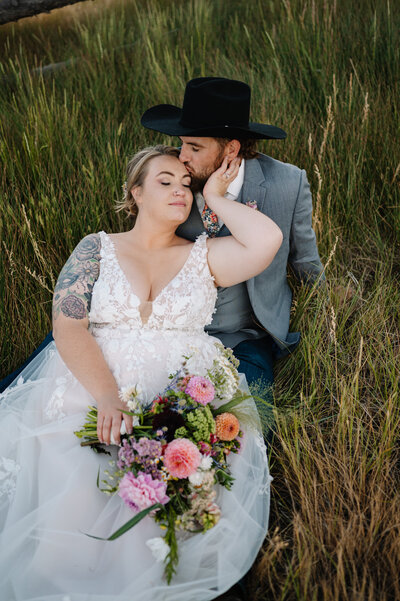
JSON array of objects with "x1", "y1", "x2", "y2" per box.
[{"x1": 169, "y1": 202, "x2": 187, "y2": 207}]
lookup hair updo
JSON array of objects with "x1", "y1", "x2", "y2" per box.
[{"x1": 117, "y1": 145, "x2": 180, "y2": 219}]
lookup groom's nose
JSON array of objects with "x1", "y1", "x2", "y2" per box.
[{"x1": 179, "y1": 145, "x2": 190, "y2": 163}]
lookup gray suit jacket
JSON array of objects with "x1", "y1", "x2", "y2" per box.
[{"x1": 177, "y1": 153, "x2": 324, "y2": 356}]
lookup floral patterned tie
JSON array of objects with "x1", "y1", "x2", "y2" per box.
[{"x1": 201, "y1": 202, "x2": 220, "y2": 237}]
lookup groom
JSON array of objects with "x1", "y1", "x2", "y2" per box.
[{"x1": 141, "y1": 77, "x2": 324, "y2": 434}]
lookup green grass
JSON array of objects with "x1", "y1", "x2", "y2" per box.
[{"x1": 1, "y1": 0, "x2": 399, "y2": 599}]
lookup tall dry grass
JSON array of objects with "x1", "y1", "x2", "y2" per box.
[{"x1": 0, "y1": 0, "x2": 399, "y2": 599}]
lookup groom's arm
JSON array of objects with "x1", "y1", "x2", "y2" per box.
[{"x1": 288, "y1": 169, "x2": 325, "y2": 285}]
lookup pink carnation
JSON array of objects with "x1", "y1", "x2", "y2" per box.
[
  {"x1": 185, "y1": 376, "x2": 215, "y2": 405},
  {"x1": 118, "y1": 472, "x2": 169, "y2": 513},
  {"x1": 163, "y1": 438, "x2": 202, "y2": 478}
]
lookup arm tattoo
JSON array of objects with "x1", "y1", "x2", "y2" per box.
[{"x1": 53, "y1": 234, "x2": 101, "y2": 322}]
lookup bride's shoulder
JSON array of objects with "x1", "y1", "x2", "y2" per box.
[{"x1": 68, "y1": 233, "x2": 102, "y2": 261}]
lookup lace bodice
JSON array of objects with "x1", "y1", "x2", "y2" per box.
[
  {"x1": 86, "y1": 232, "x2": 220, "y2": 397},
  {"x1": 89, "y1": 232, "x2": 217, "y2": 334}
]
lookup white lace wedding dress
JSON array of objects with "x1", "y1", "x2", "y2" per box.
[{"x1": 0, "y1": 232, "x2": 271, "y2": 601}]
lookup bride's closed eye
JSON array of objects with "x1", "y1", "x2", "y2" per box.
[{"x1": 161, "y1": 182, "x2": 191, "y2": 188}]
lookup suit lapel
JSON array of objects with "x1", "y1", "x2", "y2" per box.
[
  {"x1": 239, "y1": 157, "x2": 268, "y2": 212},
  {"x1": 217, "y1": 157, "x2": 268, "y2": 238}
]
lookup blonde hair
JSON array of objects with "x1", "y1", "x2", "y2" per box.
[{"x1": 117, "y1": 145, "x2": 180, "y2": 219}]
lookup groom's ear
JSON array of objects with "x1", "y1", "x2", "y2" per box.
[{"x1": 224, "y1": 139, "x2": 241, "y2": 160}]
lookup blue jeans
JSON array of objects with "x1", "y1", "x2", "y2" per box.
[{"x1": 233, "y1": 336, "x2": 276, "y2": 443}]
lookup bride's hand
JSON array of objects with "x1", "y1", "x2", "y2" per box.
[
  {"x1": 203, "y1": 157, "x2": 241, "y2": 203},
  {"x1": 97, "y1": 396, "x2": 133, "y2": 445}
]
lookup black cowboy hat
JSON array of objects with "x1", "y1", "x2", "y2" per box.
[{"x1": 141, "y1": 77, "x2": 287, "y2": 140}]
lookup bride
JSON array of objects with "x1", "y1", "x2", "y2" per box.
[{"x1": 0, "y1": 145, "x2": 282, "y2": 601}]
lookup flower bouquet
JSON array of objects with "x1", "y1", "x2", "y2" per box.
[{"x1": 74, "y1": 348, "x2": 251, "y2": 583}]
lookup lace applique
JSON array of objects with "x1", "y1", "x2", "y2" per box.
[
  {"x1": 258, "y1": 475, "x2": 273, "y2": 496},
  {"x1": 255, "y1": 431, "x2": 267, "y2": 452},
  {"x1": 45, "y1": 376, "x2": 68, "y2": 421},
  {"x1": 84, "y1": 231, "x2": 221, "y2": 397},
  {"x1": 46, "y1": 347, "x2": 56, "y2": 360},
  {"x1": 0, "y1": 457, "x2": 21, "y2": 500},
  {"x1": 89, "y1": 232, "x2": 216, "y2": 334},
  {"x1": 0, "y1": 375, "x2": 26, "y2": 403}
]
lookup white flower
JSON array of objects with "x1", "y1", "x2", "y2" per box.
[
  {"x1": 109, "y1": 419, "x2": 138, "y2": 446},
  {"x1": 127, "y1": 399, "x2": 141, "y2": 412},
  {"x1": 188, "y1": 471, "x2": 204, "y2": 486},
  {"x1": 119, "y1": 385, "x2": 142, "y2": 412},
  {"x1": 146, "y1": 537, "x2": 170, "y2": 563},
  {"x1": 200, "y1": 455, "x2": 213, "y2": 471},
  {"x1": 209, "y1": 345, "x2": 240, "y2": 401}
]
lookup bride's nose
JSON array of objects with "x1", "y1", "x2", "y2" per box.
[{"x1": 173, "y1": 187, "x2": 185, "y2": 196}]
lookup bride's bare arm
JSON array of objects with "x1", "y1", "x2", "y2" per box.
[
  {"x1": 203, "y1": 157, "x2": 283, "y2": 287},
  {"x1": 52, "y1": 233, "x2": 132, "y2": 445}
]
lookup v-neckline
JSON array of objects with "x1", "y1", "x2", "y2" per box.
[{"x1": 103, "y1": 231, "x2": 197, "y2": 307}]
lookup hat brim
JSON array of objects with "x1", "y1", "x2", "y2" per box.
[{"x1": 141, "y1": 104, "x2": 287, "y2": 140}]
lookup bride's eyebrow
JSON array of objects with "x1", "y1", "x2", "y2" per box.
[{"x1": 156, "y1": 171, "x2": 191, "y2": 180}]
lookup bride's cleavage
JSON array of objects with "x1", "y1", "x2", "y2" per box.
[
  {"x1": 108, "y1": 233, "x2": 194, "y2": 307},
  {"x1": 138, "y1": 300, "x2": 153, "y2": 325}
]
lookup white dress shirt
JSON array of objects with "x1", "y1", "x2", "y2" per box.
[{"x1": 195, "y1": 159, "x2": 245, "y2": 228}]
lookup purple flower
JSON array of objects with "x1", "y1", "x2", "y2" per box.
[
  {"x1": 132, "y1": 437, "x2": 162, "y2": 458},
  {"x1": 118, "y1": 472, "x2": 169, "y2": 513},
  {"x1": 117, "y1": 439, "x2": 136, "y2": 469}
]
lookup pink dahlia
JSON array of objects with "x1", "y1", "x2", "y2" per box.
[
  {"x1": 163, "y1": 438, "x2": 202, "y2": 479},
  {"x1": 118, "y1": 472, "x2": 169, "y2": 513},
  {"x1": 185, "y1": 376, "x2": 215, "y2": 405}
]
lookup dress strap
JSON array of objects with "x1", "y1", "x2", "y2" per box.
[
  {"x1": 98, "y1": 231, "x2": 117, "y2": 263},
  {"x1": 187, "y1": 233, "x2": 214, "y2": 283},
  {"x1": 194, "y1": 232, "x2": 209, "y2": 251}
]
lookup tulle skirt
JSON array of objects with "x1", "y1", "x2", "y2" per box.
[{"x1": 0, "y1": 341, "x2": 270, "y2": 601}]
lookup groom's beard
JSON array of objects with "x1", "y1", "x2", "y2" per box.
[
  {"x1": 186, "y1": 150, "x2": 226, "y2": 194},
  {"x1": 189, "y1": 173, "x2": 211, "y2": 193}
]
